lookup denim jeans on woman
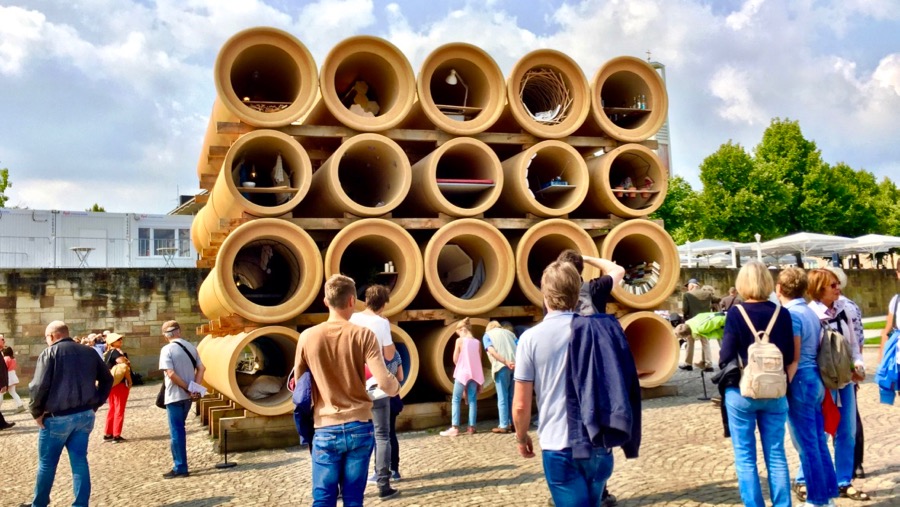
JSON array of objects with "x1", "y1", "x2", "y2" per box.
[
  {"x1": 451, "y1": 380, "x2": 478, "y2": 427},
  {"x1": 311, "y1": 420, "x2": 375, "y2": 507},
  {"x1": 32, "y1": 409, "x2": 95, "y2": 507},
  {"x1": 541, "y1": 446, "x2": 613, "y2": 506},
  {"x1": 788, "y1": 367, "x2": 838, "y2": 505},
  {"x1": 494, "y1": 366, "x2": 514, "y2": 429},
  {"x1": 371, "y1": 397, "x2": 392, "y2": 488},
  {"x1": 166, "y1": 399, "x2": 193, "y2": 474},
  {"x1": 796, "y1": 382, "x2": 857, "y2": 488},
  {"x1": 724, "y1": 387, "x2": 791, "y2": 507}
]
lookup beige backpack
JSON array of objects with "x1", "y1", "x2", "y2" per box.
[{"x1": 735, "y1": 303, "x2": 786, "y2": 399}]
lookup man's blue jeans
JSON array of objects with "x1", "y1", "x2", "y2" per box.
[
  {"x1": 788, "y1": 368, "x2": 838, "y2": 505},
  {"x1": 311, "y1": 421, "x2": 375, "y2": 507},
  {"x1": 724, "y1": 387, "x2": 791, "y2": 507},
  {"x1": 451, "y1": 380, "x2": 478, "y2": 428},
  {"x1": 166, "y1": 399, "x2": 192, "y2": 474},
  {"x1": 541, "y1": 447, "x2": 613, "y2": 506},
  {"x1": 796, "y1": 382, "x2": 857, "y2": 488},
  {"x1": 494, "y1": 367, "x2": 514, "y2": 429},
  {"x1": 32, "y1": 409, "x2": 95, "y2": 507}
]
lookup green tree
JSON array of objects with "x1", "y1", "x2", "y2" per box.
[
  {"x1": 0, "y1": 164, "x2": 11, "y2": 208},
  {"x1": 650, "y1": 175, "x2": 702, "y2": 243},
  {"x1": 86, "y1": 203, "x2": 106, "y2": 212}
]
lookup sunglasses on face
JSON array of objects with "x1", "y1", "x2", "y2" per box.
[{"x1": 830, "y1": 283, "x2": 840, "y2": 289}]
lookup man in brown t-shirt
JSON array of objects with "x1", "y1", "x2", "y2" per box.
[{"x1": 294, "y1": 274, "x2": 399, "y2": 506}]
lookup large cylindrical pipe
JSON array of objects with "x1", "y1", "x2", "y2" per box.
[
  {"x1": 196, "y1": 98, "x2": 240, "y2": 179},
  {"x1": 494, "y1": 140, "x2": 588, "y2": 217},
  {"x1": 423, "y1": 219, "x2": 514, "y2": 315},
  {"x1": 503, "y1": 49, "x2": 590, "y2": 139},
  {"x1": 579, "y1": 143, "x2": 668, "y2": 219},
  {"x1": 512, "y1": 219, "x2": 599, "y2": 307},
  {"x1": 324, "y1": 219, "x2": 423, "y2": 317},
  {"x1": 213, "y1": 27, "x2": 319, "y2": 127},
  {"x1": 297, "y1": 133, "x2": 411, "y2": 218},
  {"x1": 618, "y1": 311, "x2": 679, "y2": 388},
  {"x1": 302, "y1": 36, "x2": 415, "y2": 131},
  {"x1": 407, "y1": 43, "x2": 506, "y2": 135},
  {"x1": 416, "y1": 318, "x2": 496, "y2": 399},
  {"x1": 198, "y1": 326, "x2": 298, "y2": 416},
  {"x1": 391, "y1": 324, "x2": 419, "y2": 399},
  {"x1": 404, "y1": 137, "x2": 503, "y2": 217},
  {"x1": 195, "y1": 129, "x2": 313, "y2": 250},
  {"x1": 599, "y1": 219, "x2": 680, "y2": 310},
  {"x1": 584, "y1": 56, "x2": 669, "y2": 142},
  {"x1": 199, "y1": 218, "x2": 323, "y2": 323}
]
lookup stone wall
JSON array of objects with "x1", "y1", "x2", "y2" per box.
[
  {"x1": 662, "y1": 268, "x2": 900, "y2": 318},
  {"x1": 0, "y1": 269, "x2": 209, "y2": 385}
]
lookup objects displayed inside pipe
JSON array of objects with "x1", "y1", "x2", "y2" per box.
[
  {"x1": 232, "y1": 46, "x2": 300, "y2": 112},
  {"x1": 232, "y1": 151, "x2": 295, "y2": 207},
  {"x1": 578, "y1": 143, "x2": 668, "y2": 219},
  {"x1": 236, "y1": 335, "x2": 292, "y2": 401},
  {"x1": 600, "y1": 220, "x2": 680, "y2": 310},
  {"x1": 338, "y1": 239, "x2": 401, "y2": 301},
  {"x1": 232, "y1": 239, "x2": 300, "y2": 307},
  {"x1": 496, "y1": 141, "x2": 588, "y2": 217},
  {"x1": 589, "y1": 56, "x2": 669, "y2": 143}
]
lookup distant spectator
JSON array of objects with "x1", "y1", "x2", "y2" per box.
[
  {"x1": 482, "y1": 320, "x2": 517, "y2": 434},
  {"x1": 1, "y1": 343, "x2": 25, "y2": 414},
  {"x1": 680, "y1": 279, "x2": 715, "y2": 371},
  {"x1": 719, "y1": 287, "x2": 742, "y2": 312}
]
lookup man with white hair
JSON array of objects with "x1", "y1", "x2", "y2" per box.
[{"x1": 22, "y1": 320, "x2": 113, "y2": 507}]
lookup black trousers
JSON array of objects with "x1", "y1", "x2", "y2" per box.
[{"x1": 854, "y1": 384, "x2": 864, "y2": 469}]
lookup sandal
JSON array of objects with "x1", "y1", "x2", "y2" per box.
[
  {"x1": 839, "y1": 485, "x2": 871, "y2": 501},
  {"x1": 792, "y1": 482, "x2": 807, "y2": 502}
]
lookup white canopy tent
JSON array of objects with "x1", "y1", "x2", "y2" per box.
[
  {"x1": 758, "y1": 232, "x2": 855, "y2": 257},
  {"x1": 678, "y1": 239, "x2": 743, "y2": 268},
  {"x1": 836, "y1": 234, "x2": 900, "y2": 269}
]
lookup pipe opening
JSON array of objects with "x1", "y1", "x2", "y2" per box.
[
  {"x1": 335, "y1": 53, "x2": 400, "y2": 117},
  {"x1": 434, "y1": 148, "x2": 497, "y2": 209},
  {"x1": 230, "y1": 148, "x2": 296, "y2": 207},
  {"x1": 231, "y1": 45, "x2": 300, "y2": 109},
  {"x1": 519, "y1": 66, "x2": 575, "y2": 125},
  {"x1": 620, "y1": 313, "x2": 677, "y2": 387},
  {"x1": 525, "y1": 235, "x2": 582, "y2": 288},
  {"x1": 607, "y1": 151, "x2": 663, "y2": 212},
  {"x1": 337, "y1": 142, "x2": 407, "y2": 208},
  {"x1": 436, "y1": 235, "x2": 498, "y2": 299},
  {"x1": 234, "y1": 333, "x2": 295, "y2": 408},
  {"x1": 608, "y1": 234, "x2": 664, "y2": 296},
  {"x1": 527, "y1": 147, "x2": 585, "y2": 210},
  {"x1": 600, "y1": 71, "x2": 651, "y2": 129},
  {"x1": 338, "y1": 237, "x2": 406, "y2": 303},
  {"x1": 233, "y1": 239, "x2": 301, "y2": 307},
  {"x1": 438, "y1": 324, "x2": 494, "y2": 393},
  {"x1": 429, "y1": 61, "x2": 490, "y2": 121}
]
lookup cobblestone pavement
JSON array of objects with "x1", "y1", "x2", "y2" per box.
[{"x1": 1, "y1": 348, "x2": 898, "y2": 507}]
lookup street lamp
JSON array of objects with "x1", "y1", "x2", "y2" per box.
[{"x1": 754, "y1": 233, "x2": 762, "y2": 263}]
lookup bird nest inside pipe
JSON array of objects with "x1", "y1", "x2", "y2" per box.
[{"x1": 519, "y1": 69, "x2": 573, "y2": 125}]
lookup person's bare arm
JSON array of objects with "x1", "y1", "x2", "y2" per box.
[
  {"x1": 382, "y1": 343, "x2": 396, "y2": 362},
  {"x1": 582, "y1": 255, "x2": 625, "y2": 285},
  {"x1": 293, "y1": 330, "x2": 309, "y2": 382},
  {"x1": 452, "y1": 337, "x2": 462, "y2": 364},
  {"x1": 487, "y1": 346, "x2": 514, "y2": 369},
  {"x1": 366, "y1": 336, "x2": 399, "y2": 396},
  {"x1": 193, "y1": 363, "x2": 206, "y2": 387},
  {"x1": 512, "y1": 381, "x2": 534, "y2": 458},
  {"x1": 787, "y1": 335, "x2": 800, "y2": 382}
]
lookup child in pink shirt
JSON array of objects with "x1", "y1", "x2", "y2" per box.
[{"x1": 440, "y1": 318, "x2": 485, "y2": 436}]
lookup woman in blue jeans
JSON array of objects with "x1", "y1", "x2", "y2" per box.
[
  {"x1": 719, "y1": 261, "x2": 796, "y2": 507},
  {"x1": 776, "y1": 267, "x2": 838, "y2": 506}
]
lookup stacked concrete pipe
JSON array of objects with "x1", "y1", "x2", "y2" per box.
[
  {"x1": 578, "y1": 143, "x2": 669, "y2": 219},
  {"x1": 416, "y1": 318, "x2": 496, "y2": 400}
]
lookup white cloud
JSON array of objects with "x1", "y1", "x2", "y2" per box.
[
  {"x1": 708, "y1": 66, "x2": 767, "y2": 125},
  {"x1": 0, "y1": 6, "x2": 47, "y2": 75},
  {"x1": 726, "y1": 0, "x2": 766, "y2": 31},
  {"x1": 873, "y1": 53, "x2": 900, "y2": 96}
]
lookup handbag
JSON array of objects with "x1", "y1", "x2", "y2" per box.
[{"x1": 156, "y1": 341, "x2": 198, "y2": 409}]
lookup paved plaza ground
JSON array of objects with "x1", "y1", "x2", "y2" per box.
[{"x1": 1, "y1": 347, "x2": 898, "y2": 506}]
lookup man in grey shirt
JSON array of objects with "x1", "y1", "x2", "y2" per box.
[{"x1": 158, "y1": 320, "x2": 205, "y2": 479}]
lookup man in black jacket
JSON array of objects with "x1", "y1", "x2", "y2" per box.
[{"x1": 21, "y1": 321, "x2": 113, "y2": 507}]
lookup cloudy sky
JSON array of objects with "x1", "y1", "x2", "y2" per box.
[{"x1": 1, "y1": 0, "x2": 898, "y2": 214}]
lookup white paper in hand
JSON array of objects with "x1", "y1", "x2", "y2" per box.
[{"x1": 188, "y1": 381, "x2": 208, "y2": 396}]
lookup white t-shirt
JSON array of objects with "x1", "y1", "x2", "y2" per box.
[
  {"x1": 349, "y1": 312, "x2": 393, "y2": 348},
  {"x1": 159, "y1": 339, "x2": 202, "y2": 405},
  {"x1": 890, "y1": 294, "x2": 899, "y2": 365}
]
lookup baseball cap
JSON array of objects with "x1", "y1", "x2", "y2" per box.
[
  {"x1": 685, "y1": 278, "x2": 699, "y2": 287},
  {"x1": 162, "y1": 320, "x2": 180, "y2": 333}
]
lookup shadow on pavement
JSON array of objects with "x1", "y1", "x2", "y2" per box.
[
  {"x1": 409, "y1": 463, "x2": 518, "y2": 482},
  {"x1": 158, "y1": 497, "x2": 234, "y2": 507},
  {"x1": 398, "y1": 470, "x2": 545, "y2": 498},
  {"x1": 620, "y1": 479, "x2": 739, "y2": 506}
]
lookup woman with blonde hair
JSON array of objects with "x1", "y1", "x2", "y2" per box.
[
  {"x1": 719, "y1": 261, "x2": 795, "y2": 507},
  {"x1": 440, "y1": 318, "x2": 484, "y2": 437}
]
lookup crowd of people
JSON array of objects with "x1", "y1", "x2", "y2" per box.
[{"x1": 1, "y1": 259, "x2": 898, "y2": 507}]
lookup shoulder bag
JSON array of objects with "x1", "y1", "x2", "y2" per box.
[{"x1": 156, "y1": 341, "x2": 199, "y2": 409}]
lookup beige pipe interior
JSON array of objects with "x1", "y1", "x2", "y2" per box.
[
  {"x1": 300, "y1": 133, "x2": 411, "y2": 218},
  {"x1": 196, "y1": 98, "x2": 240, "y2": 179},
  {"x1": 416, "y1": 318, "x2": 496, "y2": 400},
  {"x1": 407, "y1": 137, "x2": 503, "y2": 217},
  {"x1": 324, "y1": 219, "x2": 423, "y2": 317},
  {"x1": 583, "y1": 56, "x2": 669, "y2": 142},
  {"x1": 214, "y1": 27, "x2": 319, "y2": 128},
  {"x1": 513, "y1": 219, "x2": 600, "y2": 307},
  {"x1": 422, "y1": 219, "x2": 515, "y2": 315},
  {"x1": 501, "y1": 49, "x2": 590, "y2": 139},
  {"x1": 390, "y1": 324, "x2": 419, "y2": 399},
  {"x1": 599, "y1": 219, "x2": 680, "y2": 310},
  {"x1": 580, "y1": 143, "x2": 668, "y2": 219},
  {"x1": 406, "y1": 43, "x2": 506, "y2": 135},
  {"x1": 496, "y1": 140, "x2": 589, "y2": 217},
  {"x1": 198, "y1": 327, "x2": 298, "y2": 416},
  {"x1": 199, "y1": 218, "x2": 323, "y2": 323},
  {"x1": 618, "y1": 311, "x2": 679, "y2": 388},
  {"x1": 302, "y1": 36, "x2": 415, "y2": 132}
]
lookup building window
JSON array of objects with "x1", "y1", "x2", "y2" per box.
[{"x1": 138, "y1": 228, "x2": 191, "y2": 257}]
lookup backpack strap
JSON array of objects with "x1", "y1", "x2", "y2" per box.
[{"x1": 735, "y1": 302, "x2": 781, "y2": 344}]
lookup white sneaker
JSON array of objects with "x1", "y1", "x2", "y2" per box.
[{"x1": 439, "y1": 427, "x2": 459, "y2": 437}]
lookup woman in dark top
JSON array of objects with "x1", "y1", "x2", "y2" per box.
[
  {"x1": 719, "y1": 261, "x2": 795, "y2": 507},
  {"x1": 103, "y1": 332, "x2": 131, "y2": 443}
]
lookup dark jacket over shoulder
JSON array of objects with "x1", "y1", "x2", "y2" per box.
[
  {"x1": 0, "y1": 351, "x2": 7, "y2": 389},
  {"x1": 29, "y1": 337, "x2": 114, "y2": 418},
  {"x1": 567, "y1": 314, "x2": 642, "y2": 459}
]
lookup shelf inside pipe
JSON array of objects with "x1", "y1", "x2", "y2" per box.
[{"x1": 233, "y1": 239, "x2": 301, "y2": 307}]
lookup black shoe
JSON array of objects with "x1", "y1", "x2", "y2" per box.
[
  {"x1": 601, "y1": 493, "x2": 618, "y2": 507},
  {"x1": 854, "y1": 466, "x2": 866, "y2": 479},
  {"x1": 703, "y1": 366, "x2": 714, "y2": 372},
  {"x1": 0, "y1": 422, "x2": 15, "y2": 430},
  {"x1": 103, "y1": 434, "x2": 114, "y2": 441},
  {"x1": 678, "y1": 364, "x2": 693, "y2": 371},
  {"x1": 18, "y1": 503, "x2": 31, "y2": 507},
  {"x1": 112, "y1": 436, "x2": 127, "y2": 443},
  {"x1": 162, "y1": 470, "x2": 190, "y2": 479},
  {"x1": 378, "y1": 486, "x2": 400, "y2": 499}
]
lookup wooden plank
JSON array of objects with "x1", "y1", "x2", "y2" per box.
[
  {"x1": 286, "y1": 216, "x2": 614, "y2": 231},
  {"x1": 395, "y1": 400, "x2": 502, "y2": 431},
  {"x1": 196, "y1": 259, "x2": 215, "y2": 269},
  {"x1": 388, "y1": 305, "x2": 541, "y2": 323},
  {"x1": 217, "y1": 414, "x2": 299, "y2": 453},
  {"x1": 640, "y1": 384, "x2": 679, "y2": 400},
  {"x1": 199, "y1": 174, "x2": 217, "y2": 191},
  {"x1": 210, "y1": 405, "x2": 244, "y2": 437},
  {"x1": 194, "y1": 193, "x2": 209, "y2": 204},
  {"x1": 200, "y1": 247, "x2": 218, "y2": 258},
  {"x1": 200, "y1": 398, "x2": 230, "y2": 426},
  {"x1": 209, "y1": 146, "x2": 229, "y2": 157}
]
